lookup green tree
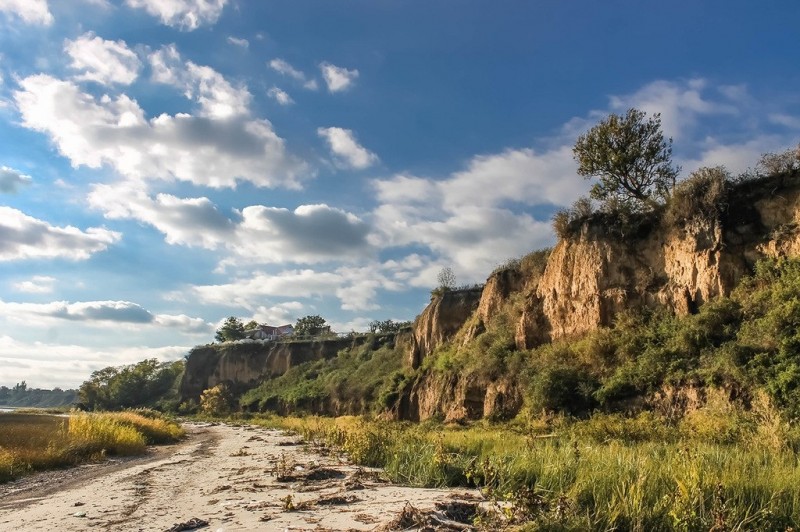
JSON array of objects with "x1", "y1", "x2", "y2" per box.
[
  {"x1": 293, "y1": 315, "x2": 329, "y2": 336},
  {"x1": 573, "y1": 108, "x2": 679, "y2": 210},
  {"x1": 215, "y1": 316, "x2": 246, "y2": 342},
  {"x1": 77, "y1": 359, "x2": 184, "y2": 410}
]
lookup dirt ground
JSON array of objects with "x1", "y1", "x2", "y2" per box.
[{"x1": 0, "y1": 422, "x2": 482, "y2": 531}]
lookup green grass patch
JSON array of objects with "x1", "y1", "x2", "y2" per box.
[{"x1": 251, "y1": 413, "x2": 800, "y2": 530}]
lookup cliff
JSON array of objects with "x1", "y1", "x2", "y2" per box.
[
  {"x1": 180, "y1": 336, "x2": 373, "y2": 402},
  {"x1": 408, "y1": 287, "x2": 482, "y2": 368},
  {"x1": 395, "y1": 171, "x2": 800, "y2": 422}
]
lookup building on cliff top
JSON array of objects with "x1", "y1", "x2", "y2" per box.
[{"x1": 246, "y1": 324, "x2": 294, "y2": 341}]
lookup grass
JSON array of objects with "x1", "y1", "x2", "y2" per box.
[
  {"x1": 249, "y1": 413, "x2": 800, "y2": 530},
  {"x1": 0, "y1": 410, "x2": 184, "y2": 483}
]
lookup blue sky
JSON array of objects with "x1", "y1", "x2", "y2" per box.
[{"x1": 0, "y1": 0, "x2": 798, "y2": 388}]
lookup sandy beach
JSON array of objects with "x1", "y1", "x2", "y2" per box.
[{"x1": 0, "y1": 422, "x2": 481, "y2": 531}]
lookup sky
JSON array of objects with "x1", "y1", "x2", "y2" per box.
[{"x1": 0, "y1": 0, "x2": 799, "y2": 389}]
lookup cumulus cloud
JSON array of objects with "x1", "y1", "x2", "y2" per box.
[
  {"x1": 88, "y1": 180, "x2": 371, "y2": 264},
  {"x1": 126, "y1": 0, "x2": 227, "y2": 30},
  {"x1": 371, "y1": 145, "x2": 581, "y2": 280},
  {"x1": 65, "y1": 32, "x2": 141, "y2": 86},
  {"x1": 149, "y1": 44, "x2": 250, "y2": 119},
  {"x1": 14, "y1": 74, "x2": 304, "y2": 189},
  {"x1": 269, "y1": 58, "x2": 318, "y2": 90},
  {"x1": 267, "y1": 86, "x2": 293, "y2": 106},
  {"x1": 0, "y1": 0, "x2": 53, "y2": 25},
  {"x1": 607, "y1": 78, "x2": 739, "y2": 139},
  {"x1": 231, "y1": 204, "x2": 372, "y2": 263},
  {"x1": 319, "y1": 62, "x2": 359, "y2": 93},
  {"x1": 0, "y1": 206, "x2": 120, "y2": 261},
  {"x1": 317, "y1": 127, "x2": 378, "y2": 169},
  {"x1": 252, "y1": 301, "x2": 304, "y2": 326},
  {"x1": 12, "y1": 276, "x2": 55, "y2": 294},
  {"x1": 189, "y1": 261, "x2": 403, "y2": 312},
  {"x1": 89, "y1": 183, "x2": 235, "y2": 248},
  {"x1": 0, "y1": 166, "x2": 32, "y2": 192}
]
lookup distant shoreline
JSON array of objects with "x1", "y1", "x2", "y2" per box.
[{"x1": 0, "y1": 406, "x2": 18, "y2": 412}]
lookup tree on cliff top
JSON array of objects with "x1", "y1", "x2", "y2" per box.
[
  {"x1": 215, "y1": 316, "x2": 246, "y2": 342},
  {"x1": 293, "y1": 314, "x2": 329, "y2": 336},
  {"x1": 573, "y1": 108, "x2": 680, "y2": 210}
]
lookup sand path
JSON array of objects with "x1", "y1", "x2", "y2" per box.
[{"x1": 0, "y1": 422, "x2": 480, "y2": 531}]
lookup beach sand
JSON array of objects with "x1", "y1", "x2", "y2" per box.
[{"x1": 0, "y1": 422, "x2": 482, "y2": 531}]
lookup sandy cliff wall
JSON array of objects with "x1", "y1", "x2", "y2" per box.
[
  {"x1": 408, "y1": 287, "x2": 482, "y2": 368},
  {"x1": 398, "y1": 173, "x2": 800, "y2": 422}
]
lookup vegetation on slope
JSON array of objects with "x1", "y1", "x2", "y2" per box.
[{"x1": 239, "y1": 334, "x2": 409, "y2": 415}]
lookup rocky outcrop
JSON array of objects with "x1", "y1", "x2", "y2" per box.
[
  {"x1": 180, "y1": 336, "x2": 374, "y2": 401},
  {"x1": 396, "y1": 172, "x2": 800, "y2": 422},
  {"x1": 521, "y1": 177, "x2": 800, "y2": 346},
  {"x1": 395, "y1": 372, "x2": 521, "y2": 422},
  {"x1": 408, "y1": 287, "x2": 482, "y2": 368}
]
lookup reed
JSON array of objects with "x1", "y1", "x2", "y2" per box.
[{"x1": 0, "y1": 410, "x2": 183, "y2": 483}]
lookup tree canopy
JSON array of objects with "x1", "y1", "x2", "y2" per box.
[
  {"x1": 215, "y1": 316, "x2": 246, "y2": 342},
  {"x1": 573, "y1": 108, "x2": 679, "y2": 209},
  {"x1": 293, "y1": 315, "x2": 329, "y2": 336}
]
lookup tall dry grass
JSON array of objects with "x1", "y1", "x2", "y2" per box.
[
  {"x1": 0, "y1": 410, "x2": 184, "y2": 483},
  {"x1": 252, "y1": 406, "x2": 800, "y2": 530}
]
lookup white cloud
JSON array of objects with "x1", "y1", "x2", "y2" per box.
[
  {"x1": 0, "y1": 0, "x2": 53, "y2": 25},
  {"x1": 230, "y1": 204, "x2": 372, "y2": 264},
  {"x1": 0, "y1": 166, "x2": 32, "y2": 192},
  {"x1": 12, "y1": 276, "x2": 56, "y2": 294},
  {"x1": 65, "y1": 32, "x2": 141, "y2": 86},
  {"x1": 269, "y1": 58, "x2": 318, "y2": 90},
  {"x1": 149, "y1": 45, "x2": 250, "y2": 119},
  {"x1": 89, "y1": 180, "x2": 370, "y2": 263},
  {"x1": 0, "y1": 206, "x2": 120, "y2": 261},
  {"x1": 189, "y1": 262, "x2": 402, "y2": 312},
  {"x1": 252, "y1": 301, "x2": 304, "y2": 326},
  {"x1": 769, "y1": 113, "x2": 800, "y2": 130},
  {"x1": 317, "y1": 127, "x2": 378, "y2": 169},
  {"x1": 0, "y1": 299, "x2": 213, "y2": 334},
  {"x1": 607, "y1": 78, "x2": 738, "y2": 139},
  {"x1": 679, "y1": 135, "x2": 790, "y2": 175},
  {"x1": 371, "y1": 145, "x2": 581, "y2": 280},
  {"x1": 267, "y1": 86, "x2": 293, "y2": 106},
  {"x1": 227, "y1": 36, "x2": 248, "y2": 48},
  {"x1": 14, "y1": 74, "x2": 305, "y2": 189},
  {"x1": 0, "y1": 335, "x2": 190, "y2": 388},
  {"x1": 88, "y1": 182, "x2": 235, "y2": 248},
  {"x1": 320, "y1": 62, "x2": 359, "y2": 93},
  {"x1": 126, "y1": 0, "x2": 227, "y2": 30}
]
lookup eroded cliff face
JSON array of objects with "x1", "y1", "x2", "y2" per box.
[
  {"x1": 408, "y1": 287, "x2": 482, "y2": 368},
  {"x1": 398, "y1": 173, "x2": 800, "y2": 422},
  {"x1": 180, "y1": 336, "x2": 371, "y2": 402},
  {"x1": 394, "y1": 372, "x2": 521, "y2": 422},
  {"x1": 523, "y1": 186, "x2": 800, "y2": 346}
]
